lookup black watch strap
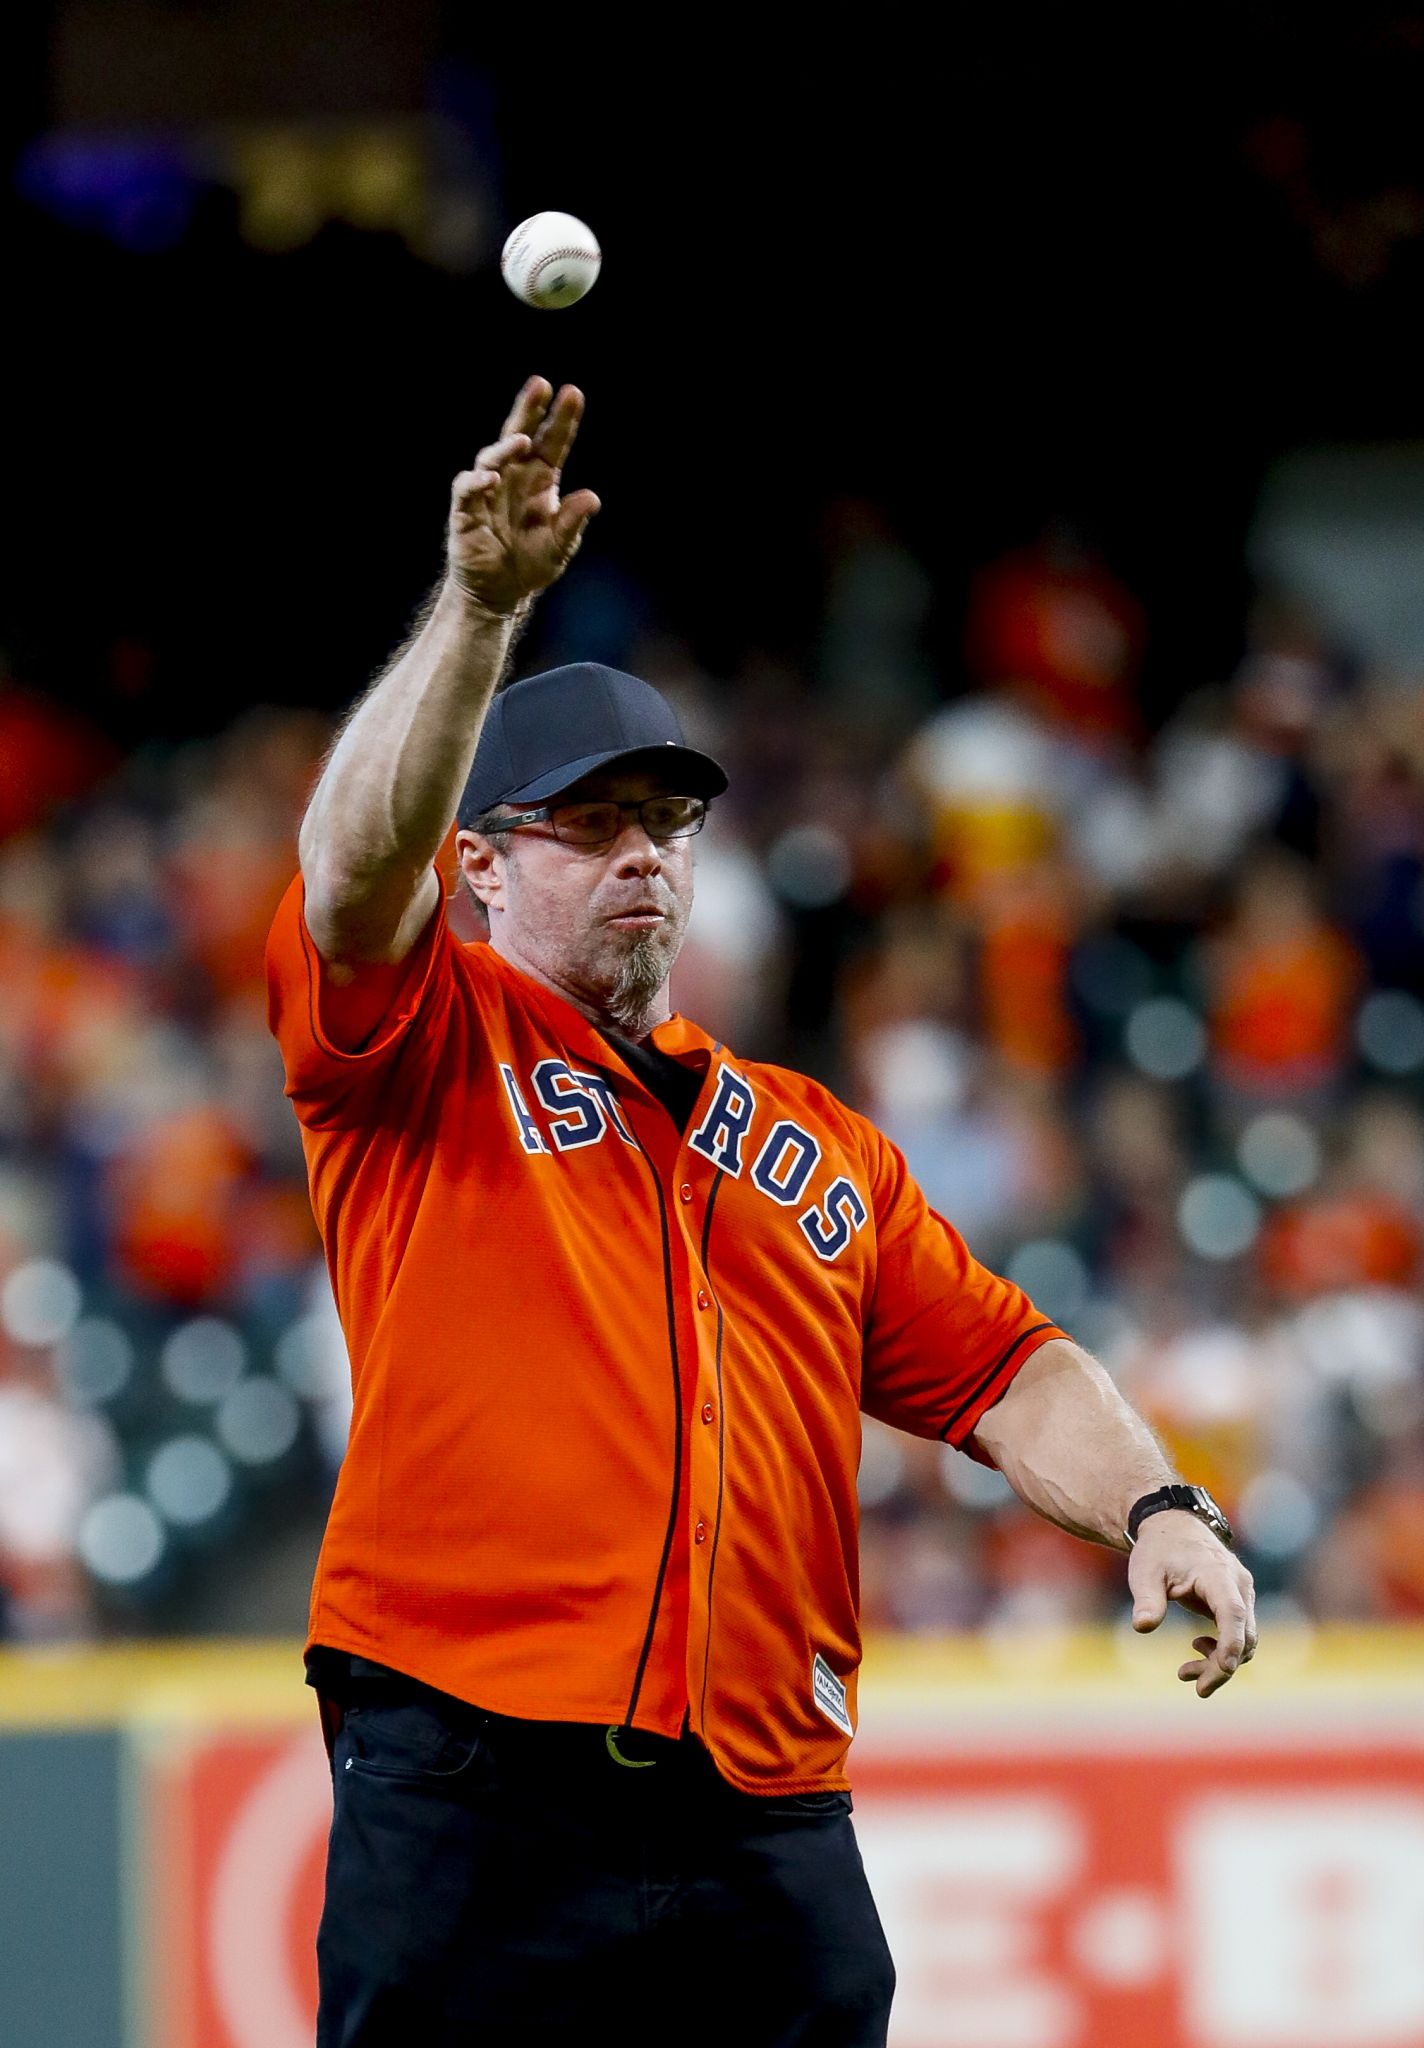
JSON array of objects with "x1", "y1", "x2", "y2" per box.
[{"x1": 1126, "y1": 1483, "x2": 1234, "y2": 1549}]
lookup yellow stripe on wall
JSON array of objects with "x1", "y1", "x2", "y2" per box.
[
  {"x1": 0, "y1": 1640, "x2": 311, "y2": 1728},
  {"x1": 0, "y1": 1625, "x2": 1421, "y2": 1729}
]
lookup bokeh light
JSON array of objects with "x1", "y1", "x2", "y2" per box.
[
  {"x1": 1177, "y1": 1175, "x2": 1262, "y2": 1260},
  {"x1": 77, "y1": 1492, "x2": 166, "y2": 1585},
  {"x1": 145, "y1": 1436, "x2": 234, "y2": 1528},
  {"x1": 765, "y1": 824, "x2": 853, "y2": 908},
  {"x1": 1237, "y1": 1112, "x2": 1322, "y2": 1197},
  {"x1": 216, "y1": 1378, "x2": 301, "y2": 1466},
  {"x1": 1124, "y1": 998, "x2": 1206, "y2": 1080},
  {"x1": 1237, "y1": 1469, "x2": 1321, "y2": 1559},
  {"x1": 161, "y1": 1318, "x2": 248, "y2": 1404},
  {"x1": 1005, "y1": 1240, "x2": 1090, "y2": 1326},
  {"x1": 1, "y1": 1259, "x2": 83, "y2": 1348},
  {"x1": 54, "y1": 1317, "x2": 135, "y2": 1407},
  {"x1": 1357, "y1": 990, "x2": 1424, "y2": 1075},
  {"x1": 273, "y1": 1314, "x2": 327, "y2": 1398}
]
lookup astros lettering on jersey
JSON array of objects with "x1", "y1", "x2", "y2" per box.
[{"x1": 266, "y1": 872, "x2": 1065, "y2": 1793}]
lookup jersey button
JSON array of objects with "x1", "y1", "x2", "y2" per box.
[
  {"x1": 701, "y1": 1402, "x2": 714, "y2": 1425},
  {"x1": 679, "y1": 1184, "x2": 693, "y2": 1204},
  {"x1": 697, "y1": 1289, "x2": 710, "y2": 1310},
  {"x1": 695, "y1": 1520, "x2": 708, "y2": 1544}
]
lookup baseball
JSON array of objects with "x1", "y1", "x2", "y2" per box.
[{"x1": 500, "y1": 212, "x2": 601, "y2": 310}]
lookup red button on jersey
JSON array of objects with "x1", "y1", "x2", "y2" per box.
[
  {"x1": 695, "y1": 1520, "x2": 708, "y2": 1544},
  {"x1": 701, "y1": 1402, "x2": 714, "y2": 1425},
  {"x1": 679, "y1": 1184, "x2": 693, "y2": 1203},
  {"x1": 697, "y1": 1289, "x2": 710, "y2": 1310}
]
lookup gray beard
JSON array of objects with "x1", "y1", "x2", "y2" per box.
[{"x1": 607, "y1": 933, "x2": 676, "y2": 1035}]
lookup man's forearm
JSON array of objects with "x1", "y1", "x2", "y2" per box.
[
  {"x1": 972, "y1": 1339, "x2": 1176, "y2": 1549},
  {"x1": 299, "y1": 578, "x2": 523, "y2": 931}
]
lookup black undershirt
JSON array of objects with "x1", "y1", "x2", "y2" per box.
[
  {"x1": 308, "y1": 1025, "x2": 700, "y2": 1702},
  {"x1": 597, "y1": 1027, "x2": 701, "y2": 1136}
]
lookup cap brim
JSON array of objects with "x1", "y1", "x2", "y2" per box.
[{"x1": 503, "y1": 743, "x2": 728, "y2": 806}]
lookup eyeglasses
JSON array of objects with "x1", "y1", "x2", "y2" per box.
[{"x1": 478, "y1": 794, "x2": 709, "y2": 851}]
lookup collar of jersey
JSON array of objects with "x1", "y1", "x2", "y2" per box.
[{"x1": 479, "y1": 942, "x2": 724, "y2": 1079}]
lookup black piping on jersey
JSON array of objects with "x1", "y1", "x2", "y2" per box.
[
  {"x1": 621, "y1": 1122, "x2": 685, "y2": 1727},
  {"x1": 938, "y1": 1322, "x2": 1056, "y2": 1442},
  {"x1": 696, "y1": 1171, "x2": 727, "y2": 1731}
]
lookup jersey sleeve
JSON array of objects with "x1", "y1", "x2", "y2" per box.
[
  {"x1": 264, "y1": 869, "x2": 455, "y2": 1130},
  {"x1": 858, "y1": 1121, "x2": 1068, "y2": 1463}
]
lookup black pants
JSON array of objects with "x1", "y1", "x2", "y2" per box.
[{"x1": 316, "y1": 1680, "x2": 895, "y2": 2047}]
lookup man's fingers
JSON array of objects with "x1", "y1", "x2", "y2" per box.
[
  {"x1": 1179, "y1": 1635, "x2": 1236, "y2": 1698},
  {"x1": 1208, "y1": 1590, "x2": 1250, "y2": 1673},
  {"x1": 1129, "y1": 1521, "x2": 1258, "y2": 1695},
  {"x1": 453, "y1": 468, "x2": 499, "y2": 504},
  {"x1": 550, "y1": 491, "x2": 600, "y2": 566},
  {"x1": 1130, "y1": 1578, "x2": 1168, "y2": 1633},
  {"x1": 1172, "y1": 1581, "x2": 1252, "y2": 1690},
  {"x1": 532, "y1": 385, "x2": 587, "y2": 470},
  {"x1": 450, "y1": 472, "x2": 503, "y2": 536},
  {"x1": 500, "y1": 376, "x2": 551, "y2": 440},
  {"x1": 474, "y1": 431, "x2": 532, "y2": 474},
  {"x1": 555, "y1": 488, "x2": 601, "y2": 532}
]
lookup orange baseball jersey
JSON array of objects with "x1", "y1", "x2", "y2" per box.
[{"x1": 265, "y1": 872, "x2": 1066, "y2": 1793}]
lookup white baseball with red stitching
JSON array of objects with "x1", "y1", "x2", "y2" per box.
[{"x1": 500, "y1": 212, "x2": 602, "y2": 309}]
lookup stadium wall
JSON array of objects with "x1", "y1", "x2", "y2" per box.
[{"x1": 1, "y1": 1628, "x2": 1422, "y2": 2048}]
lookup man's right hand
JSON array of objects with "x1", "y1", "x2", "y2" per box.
[{"x1": 448, "y1": 378, "x2": 600, "y2": 616}]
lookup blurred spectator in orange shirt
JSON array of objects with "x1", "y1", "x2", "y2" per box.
[
  {"x1": 108, "y1": 1101, "x2": 255, "y2": 1307},
  {"x1": 1313, "y1": 1430, "x2": 1424, "y2": 1620},
  {"x1": 1206, "y1": 850, "x2": 1362, "y2": 1107},
  {"x1": 977, "y1": 865, "x2": 1080, "y2": 1079},
  {"x1": 1260, "y1": 1190, "x2": 1421, "y2": 1301},
  {"x1": 1258, "y1": 1094, "x2": 1424, "y2": 1303}
]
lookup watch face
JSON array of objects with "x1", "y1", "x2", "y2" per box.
[{"x1": 1191, "y1": 1487, "x2": 1233, "y2": 1538}]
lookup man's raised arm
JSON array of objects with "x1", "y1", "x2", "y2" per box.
[{"x1": 298, "y1": 377, "x2": 599, "y2": 969}]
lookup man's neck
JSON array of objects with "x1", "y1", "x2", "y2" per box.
[{"x1": 489, "y1": 929, "x2": 671, "y2": 1043}]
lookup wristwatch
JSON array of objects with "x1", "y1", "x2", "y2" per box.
[{"x1": 1125, "y1": 1483, "x2": 1234, "y2": 1549}]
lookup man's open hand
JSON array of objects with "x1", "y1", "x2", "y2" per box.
[
  {"x1": 448, "y1": 378, "x2": 600, "y2": 616},
  {"x1": 1129, "y1": 1510, "x2": 1259, "y2": 1697}
]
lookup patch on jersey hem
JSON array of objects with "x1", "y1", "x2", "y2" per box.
[{"x1": 811, "y1": 1653, "x2": 854, "y2": 1737}]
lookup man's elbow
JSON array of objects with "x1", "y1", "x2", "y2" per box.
[
  {"x1": 971, "y1": 1338, "x2": 1103, "y2": 1462},
  {"x1": 298, "y1": 851, "x2": 438, "y2": 969}
]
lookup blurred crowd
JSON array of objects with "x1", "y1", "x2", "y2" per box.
[{"x1": 3, "y1": 515, "x2": 1424, "y2": 1649}]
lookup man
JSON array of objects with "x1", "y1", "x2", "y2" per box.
[{"x1": 267, "y1": 378, "x2": 1257, "y2": 2047}]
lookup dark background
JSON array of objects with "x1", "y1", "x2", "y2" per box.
[{"x1": 3, "y1": 5, "x2": 1423, "y2": 733}]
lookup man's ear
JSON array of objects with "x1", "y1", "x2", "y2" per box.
[{"x1": 455, "y1": 829, "x2": 505, "y2": 916}]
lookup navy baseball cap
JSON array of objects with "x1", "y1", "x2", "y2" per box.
[{"x1": 457, "y1": 662, "x2": 728, "y2": 825}]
